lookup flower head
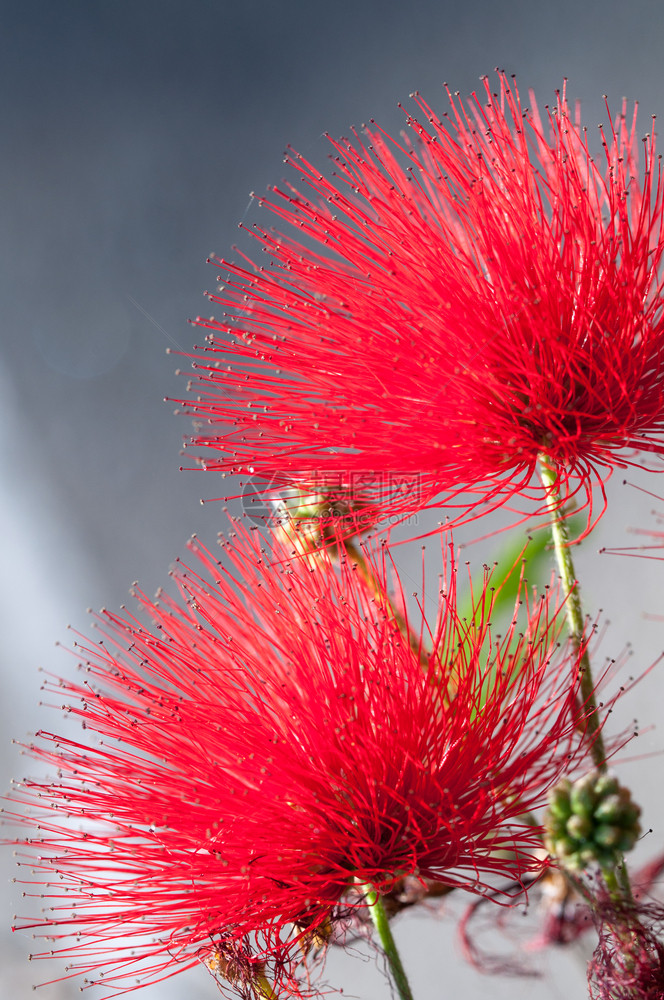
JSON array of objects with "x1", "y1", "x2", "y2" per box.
[
  {"x1": 11, "y1": 526, "x2": 596, "y2": 994},
  {"x1": 183, "y1": 73, "x2": 664, "y2": 532}
]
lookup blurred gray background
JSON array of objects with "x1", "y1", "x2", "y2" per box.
[{"x1": 3, "y1": 1, "x2": 664, "y2": 997}]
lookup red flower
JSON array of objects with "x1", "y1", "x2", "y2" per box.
[
  {"x1": 11, "y1": 527, "x2": 595, "y2": 995},
  {"x1": 182, "y1": 73, "x2": 664, "y2": 531}
]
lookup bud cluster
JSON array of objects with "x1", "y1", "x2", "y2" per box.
[
  {"x1": 277, "y1": 486, "x2": 373, "y2": 548},
  {"x1": 545, "y1": 772, "x2": 642, "y2": 872}
]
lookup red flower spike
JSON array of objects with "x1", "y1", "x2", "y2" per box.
[
  {"x1": 10, "y1": 526, "x2": 601, "y2": 994},
  {"x1": 180, "y1": 73, "x2": 664, "y2": 533}
]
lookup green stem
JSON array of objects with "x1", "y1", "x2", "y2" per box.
[
  {"x1": 361, "y1": 886, "x2": 415, "y2": 1000},
  {"x1": 539, "y1": 456, "x2": 636, "y2": 906},
  {"x1": 601, "y1": 865, "x2": 622, "y2": 899},
  {"x1": 616, "y1": 856, "x2": 635, "y2": 905},
  {"x1": 256, "y1": 973, "x2": 278, "y2": 999},
  {"x1": 538, "y1": 456, "x2": 607, "y2": 770}
]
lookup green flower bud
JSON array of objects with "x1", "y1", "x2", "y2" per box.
[
  {"x1": 544, "y1": 771, "x2": 641, "y2": 873},
  {"x1": 593, "y1": 774, "x2": 620, "y2": 799},
  {"x1": 569, "y1": 772, "x2": 598, "y2": 817},
  {"x1": 552, "y1": 836, "x2": 577, "y2": 860},
  {"x1": 614, "y1": 828, "x2": 641, "y2": 853},
  {"x1": 593, "y1": 792, "x2": 641, "y2": 828},
  {"x1": 277, "y1": 486, "x2": 374, "y2": 549},
  {"x1": 548, "y1": 781, "x2": 573, "y2": 821},
  {"x1": 593, "y1": 824, "x2": 623, "y2": 848},
  {"x1": 566, "y1": 813, "x2": 593, "y2": 840}
]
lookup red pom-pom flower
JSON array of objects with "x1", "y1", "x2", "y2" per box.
[
  {"x1": 183, "y1": 73, "x2": 664, "y2": 530},
  {"x1": 11, "y1": 527, "x2": 598, "y2": 994}
]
